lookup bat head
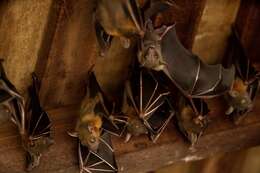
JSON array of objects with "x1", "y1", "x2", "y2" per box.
[
  {"x1": 127, "y1": 117, "x2": 148, "y2": 136},
  {"x1": 138, "y1": 20, "x2": 167, "y2": 71},
  {"x1": 77, "y1": 114, "x2": 102, "y2": 151}
]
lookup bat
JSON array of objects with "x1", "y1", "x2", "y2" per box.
[
  {"x1": 138, "y1": 22, "x2": 235, "y2": 113},
  {"x1": 124, "y1": 64, "x2": 174, "y2": 142},
  {"x1": 94, "y1": 0, "x2": 144, "y2": 51},
  {"x1": 71, "y1": 71, "x2": 128, "y2": 151},
  {"x1": 95, "y1": 0, "x2": 172, "y2": 56},
  {"x1": 224, "y1": 27, "x2": 259, "y2": 124},
  {"x1": 20, "y1": 74, "x2": 54, "y2": 171},
  {"x1": 0, "y1": 60, "x2": 24, "y2": 126},
  {"x1": 175, "y1": 96, "x2": 209, "y2": 145},
  {"x1": 78, "y1": 132, "x2": 117, "y2": 173}
]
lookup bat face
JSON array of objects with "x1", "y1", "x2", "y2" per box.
[
  {"x1": 224, "y1": 28, "x2": 259, "y2": 123},
  {"x1": 125, "y1": 65, "x2": 174, "y2": 142},
  {"x1": 24, "y1": 74, "x2": 53, "y2": 171},
  {"x1": 138, "y1": 20, "x2": 167, "y2": 71},
  {"x1": 78, "y1": 132, "x2": 117, "y2": 173},
  {"x1": 176, "y1": 97, "x2": 209, "y2": 145}
]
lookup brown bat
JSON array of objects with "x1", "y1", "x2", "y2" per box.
[
  {"x1": 95, "y1": 0, "x2": 172, "y2": 55},
  {"x1": 95, "y1": 0, "x2": 144, "y2": 51},
  {"x1": 124, "y1": 64, "x2": 174, "y2": 142},
  {"x1": 138, "y1": 21, "x2": 235, "y2": 114},
  {"x1": 224, "y1": 27, "x2": 259, "y2": 124},
  {"x1": 78, "y1": 132, "x2": 117, "y2": 173},
  {"x1": 175, "y1": 96, "x2": 209, "y2": 145},
  {"x1": 70, "y1": 72, "x2": 107, "y2": 151}
]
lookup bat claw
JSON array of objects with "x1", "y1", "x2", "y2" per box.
[
  {"x1": 124, "y1": 133, "x2": 132, "y2": 143},
  {"x1": 225, "y1": 106, "x2": 234, "y2": 115}
]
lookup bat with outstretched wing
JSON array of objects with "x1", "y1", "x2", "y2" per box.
[
  {"x1": 138, "y1": 22, "x2": 235, "y2": 113},
  {"x1": 78, "y1": 132, "x2": 117, "y2": 173},
  {"x1": 21, "y1": 74, "x2": 54, "y2": 171},
  {"x1": 175, "y1": 96, "x2": 209, "y2": 145},
  {"x1": 124, "y1": 64, "x2": 174, "y2": 142},
  {"x1": 224, "y1": 27, "x2": 259, "y2": 124}
]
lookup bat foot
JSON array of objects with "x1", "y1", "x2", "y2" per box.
[{"x1": 26, "y1": 153, "x2": 42, "y2": 171}]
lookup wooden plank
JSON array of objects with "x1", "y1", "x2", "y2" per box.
[
  {"x1": 39, "y1": 0, "x2": 97, "y2": 109},
  {"x1": 0, "y1": 0, "x2": 57, "y2": 93}
]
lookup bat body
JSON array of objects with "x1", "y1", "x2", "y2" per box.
[
  {"x1": 72, "y1": 72, "x2": 106, "y2": 151},
  {"x1": 138, "y1": 23, "x2": 235, "y2": 100},
  {"x1": 78, "y1": 132, "x2": 117, "y2": 173},
  {"x1": 175, "y1": 96, "x2": 209, "y2": 145},
  {"x1": 95, "y1": 0, "x2": 172, "y2": 55},
  {"x1": 125, "y1": 64, "x2": 174, "y2": 142},
  {"x1": 224, "y1": 28, "x2": 259, "y2": 123},
  {"x1": 95, "y1": 0, "x2": 143, "y2": 50},
  {"x1": 21, "y1": 74, "x2": 54, "y2": 171}
]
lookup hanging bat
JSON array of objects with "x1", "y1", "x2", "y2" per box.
[
  {"x1": 224, "y1": 27, "x2": 259, "y2": 124},
  {"x1": 69, "y1": 72, "x2": 105, "y2": 151},
  {"x1": 94, "y1": 0, "x2": 172, "y2": 56},
  {"x1": 94, "y1": 0, "x2": 144, "y2": 51},
  {"x1": 138, "y1": 22, "x2": 235, "y2": 111},
  {"x1": 78, "y1": 132, "x2": 117, "y2": 173},
  {"x1": 0, "y1": 60, "x2": 24, "y2": 126},
  {"x1": 175, "y1": 96, "x2": 209, "y2": 145},
  {"x1": 18, "y1": 74, "x2": 54, "y2": 171},
  {"x1": 125, "y1": 64, "x2": 174, "y2": 142}
]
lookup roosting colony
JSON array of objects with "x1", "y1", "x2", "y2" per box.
[{"x1": 0, "y1": 0, "x2": 259, "y2": 172}]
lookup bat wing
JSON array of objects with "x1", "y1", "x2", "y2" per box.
[
  {"x1": 0, "y1": 61, "x2": 24, "y2": 131},
  {"x1": 161, "y1": 25, "x2": 235, "y2": 98},
  {"x1": 79, "y1": 132, "x2": 117, "y2": 173},
  {"x1": 27, "y1": 74, "x2": 52, "y2": 140},
  {"x1": 128, "y1": 66, "x2": 174, "y2": 142}
]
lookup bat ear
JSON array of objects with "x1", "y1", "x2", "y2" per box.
[{"x1": 68, "y1": 131, "x2": 79, "y2": 138}]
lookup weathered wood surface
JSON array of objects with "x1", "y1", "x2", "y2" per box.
[{"x1": 0, "y1": 97, "x2": 260, "y2": 173}]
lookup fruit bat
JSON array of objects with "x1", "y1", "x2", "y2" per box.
[
  {"x1": 78, "y1": 132, "x2": 117, "y2": 173},
  {"x1": 175, "y1": 96, "x2": 209, "y2": 145},
  {"x1": 95, "y1": 0, "x2": 144, "y2": 51},
  {"x1": 70, "y1": 72, "x2": 106, "y2": 151},
  {"x1": 224, "y1": 27, "x2": 259, "y2": 124},
  {"x1": 138, "y1": 22, "x2": 235, "y2": 111},
  {"x1": 95, "y1": 0, "x2": 172, "y2": 55},
  {"x1": 23, "y1": 74, "x2": 53, "y2": 171},
  {"x1": 125, "y1": 65, "x2": 174, "y2": 142}
]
